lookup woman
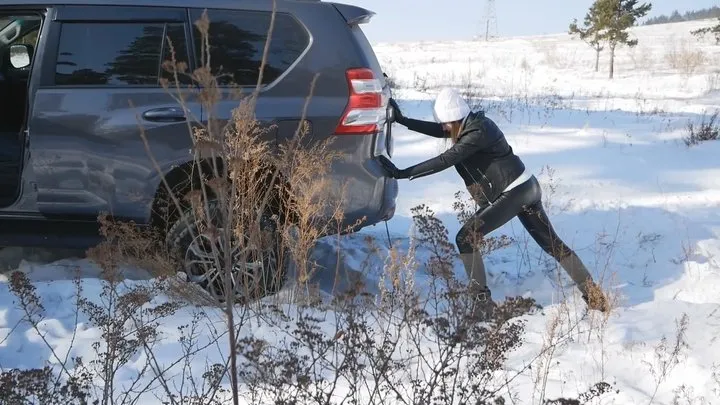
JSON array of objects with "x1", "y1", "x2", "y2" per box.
[{"x1": 379, "y1": 88, "x2": 608, "y2": 319}]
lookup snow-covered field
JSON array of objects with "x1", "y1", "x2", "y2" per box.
[{"x1": 2, "y1": 18, "x2": 720, "y2": 404}]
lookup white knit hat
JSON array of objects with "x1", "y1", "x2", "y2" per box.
[{"x1": 432, "y1": 88, "x2": 471, "y2": 123}]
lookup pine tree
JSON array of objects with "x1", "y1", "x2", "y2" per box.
[
  {"x1": 569, "y1": 1, "x2": 605, "y2": 72},
  {"x1": 692, "y1": 17, "x2": 720, "y2": 44},
  {"x1": 669, "y1": 10, "x2": 682, "y2": 22},
  {"x1": 595, "y1": 0, "x2": 652, "y2": 79}
]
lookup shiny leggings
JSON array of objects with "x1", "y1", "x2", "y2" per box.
[{"x1": 456, "y1": 175, "x2": 592, "y2": 288}]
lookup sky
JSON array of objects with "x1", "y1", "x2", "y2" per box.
[{"x1": 345, "y1": 0, "x2": 720, "y2": 44}]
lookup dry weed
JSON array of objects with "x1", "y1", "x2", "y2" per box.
[
  {"x1": 644, "y1": 313, "x2": 691, "y2": 404},
  {"x1": 629, "y1": 45, "x2": 655, "y2": 71},
  {"x1": 664, "y1": 38, "x2": 708, "y2": 75},
  {"x1": 683, "y1": 110, "x2": 720, "y2": 147}
]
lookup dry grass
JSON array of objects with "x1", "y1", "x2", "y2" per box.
[
  {"x1": 628, "y1": 44, "x2": 655, "y2": 71},
  {"x1": 683, "y1": 110, "x2": 720, "y2": 147},
  {"x1": 706, "y1": 70, "x2": 720, "y2": 94},
  {"x1": 644, "y1": 313, "x2": 691, "y2": 404},
  {"x1": 664, "y1": 38, "x2": 708, "y2": 75},
  {"x1": 534, "y1": 41, "x2": 578, "y2": 70}
]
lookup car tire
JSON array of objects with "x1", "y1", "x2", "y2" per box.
[{"x1": 165, "y1": 199, "x2": 287, "y2": 303}]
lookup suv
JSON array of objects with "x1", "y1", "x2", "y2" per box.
[{"x1": 0, "y1": 1, "x2": 397, "y2": 294}]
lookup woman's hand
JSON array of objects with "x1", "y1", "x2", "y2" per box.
[
  {"x1": 389, "y1": 98, "x2": 404, "y2": 123},
  {"x1": 387, "y1": 98, "x2": 447, "y2": 138},
  {"x1": 378, "y1": 155, "x2": 408, "y2": 179}
]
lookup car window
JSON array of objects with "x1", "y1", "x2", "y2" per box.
[
  {"x1": 54, "y1": 22, "x2": 189, "y2": 86},
  {"x1": 0, "y1": 15, "x2": 41, "y2": 45},
  {"x1": 190, "y1": 9, "x2": 309, "y2": 86},
  {"x1": 14, "y1": 28, "x2": 38, "y2": 47},
  {"x1": 1, "y1": 16, "x2": 40, "y2": 69}
]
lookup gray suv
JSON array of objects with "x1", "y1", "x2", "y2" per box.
[{"x1": 0, "y1": 1, "x2": 397, "y2": 288}]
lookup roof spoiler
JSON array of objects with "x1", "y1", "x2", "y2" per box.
[{"x1": 331, "y1": 3, "x2": 375, "y2": 25}]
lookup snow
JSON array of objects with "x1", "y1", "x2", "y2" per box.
[{"x1": 3, "y1": 18, "x2": 720, "y2": 404}]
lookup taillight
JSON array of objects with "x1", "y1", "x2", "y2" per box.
[{"x1": 334, "y1": 68, "x2": 385, "y2": 135}]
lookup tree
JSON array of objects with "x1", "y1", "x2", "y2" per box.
[
  {"x1": 594, "y1": 0, "x2": 652, "y2": 79},
  {"x1": 569, "y1": 2, "x2": 605, "y2": 72},
  {"x1": 691, "y1": 17, "x2": 720, "y2": 44}
]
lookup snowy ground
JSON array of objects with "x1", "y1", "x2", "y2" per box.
[{"x1": 2, "y1": 18, "x2": 720, "y2": 404}]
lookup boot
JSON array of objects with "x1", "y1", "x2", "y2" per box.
[
  {"x1": 459, "y1": 252, "x2": 496, "y2": 321},
  {"x1": 581, "y1": 280, "x2": 610, "y2": 313},
  {"x1": 557, "y1": 254, "x2": 609, "y2": 313},
  {"x1": 469, "y1": 284, "x2": 496, "y2": 321}
]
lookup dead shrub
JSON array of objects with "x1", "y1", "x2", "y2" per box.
[
  {"x1": 683, "y1": 110, "x2": 720, "y2": 146},
  {"x1": 664, "y1": 39, "x2": 707, "y2": 75},
  {"x1": 3, "y1": 200, "x2": 615, "y2": 404}
]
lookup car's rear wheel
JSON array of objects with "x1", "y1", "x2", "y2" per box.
[{"x1": 165, "y1": 200, "x2": 286, "y2": 303}]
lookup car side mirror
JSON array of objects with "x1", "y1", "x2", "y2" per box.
[{"x1": 9, "y1": 44, "x2": 31, "y2": 69}]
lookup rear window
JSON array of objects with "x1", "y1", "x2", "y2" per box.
[
  {"x1": 189, "y1": 9, "x2": 310, "y2": 86},
  {"x1": 351, "y1": 25, "x2": 384, "y2": 79},
  {"x1": 54, "y1": 22, "x2": 190, "y2": 86}
]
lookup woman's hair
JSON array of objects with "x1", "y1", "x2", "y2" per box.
[
  {"x1": 441, "y1": 120, "x2": 465, "y2": 148},
  {"x1": 448, "y1": 120, "x2": 464, "y2": 143}
]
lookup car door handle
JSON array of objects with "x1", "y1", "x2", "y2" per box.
[{"x1": 142, "y1": 107, "x2": 186, "y2": 122}]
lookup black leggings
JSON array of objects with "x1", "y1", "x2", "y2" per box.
[{"x1": 456, "y1": 175, "x2": 592, "y2": 287}]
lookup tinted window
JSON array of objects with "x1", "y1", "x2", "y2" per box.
[
  {"x1": 190, "y1": 9, "x2": 309, "y2": 86},
  {"x1": 55, "y1": 22, "x2": 190, "y2": 86},
  {"x1": 161, "y1": 24, "x2": 192, "y2": 85}
]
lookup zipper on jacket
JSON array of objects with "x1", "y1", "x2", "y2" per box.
[
  {"x1": 460, "y1": 162, "x2": 493, "y2": 206},
  {"x1": 481, "y1": 172, "x2": 493, "y2": 191},
  {"x1": 408, "y1": 169, "x2": 435, "y2": 180}
]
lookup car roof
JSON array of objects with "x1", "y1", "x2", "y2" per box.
[{"x1": 7, "y1": 0, "x2": 319, "y2": 8}]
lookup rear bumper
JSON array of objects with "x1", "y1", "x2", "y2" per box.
[
  {"x1": 380, "y1": 177, "x2": 398, "y2": 220},
  {"x1": 339, "y1": 175, "x2": 397, "y2": 234},
  {"x1": 304, "y1": 127, "x2": 397, "y2": 235},
  {"x1": 317, "y1": 153, "x2": 398, "y2": 236}
]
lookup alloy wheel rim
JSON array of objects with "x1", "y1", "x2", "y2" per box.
[{"x1": 184, "y1": 229, "x2": 277, "y2": 301}]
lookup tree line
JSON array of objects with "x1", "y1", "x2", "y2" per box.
[{"x1": 643, "y1": 6, "x2": 720, "y2": 26}]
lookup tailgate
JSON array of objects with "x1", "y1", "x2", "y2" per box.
[{"x1": 331, "y1": 3, "x2": 394, "y2": 156}]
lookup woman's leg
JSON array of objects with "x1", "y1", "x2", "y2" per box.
[
  {"x1": 456, "y1": 180, "x2": 539, "y2": 293},
  {"x1": 515, "y1": 178, "x2": 607, "y2": 310},
  {"x1": 516, "y1": 199, "x2": 593, "y2": 289}
]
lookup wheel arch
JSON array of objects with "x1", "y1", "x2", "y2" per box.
[
  {"x1": 149, "y1": 157, "x2": 293, "y2": 232},
  {"x1": 149, "y1": 157, "x2": 225, "y2": 232}
]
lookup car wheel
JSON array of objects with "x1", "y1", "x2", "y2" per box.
[{"x1": 165, "y1": 200, "x2": 286, "y2": 303}]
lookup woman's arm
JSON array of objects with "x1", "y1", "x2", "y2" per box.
[
  {"x1": 391, "y1": 98, "x2": 447, "y2": 138},
  {"x1": 398, "y1": 126, "x2": 492, "y2": 180},
  {"x1": 397, "y1": 116, "x2": 447, "y2": 138}
]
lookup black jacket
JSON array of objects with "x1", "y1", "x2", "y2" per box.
[{"x1": 397, "y1": 111, "x2": 526, "y2": 205}]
